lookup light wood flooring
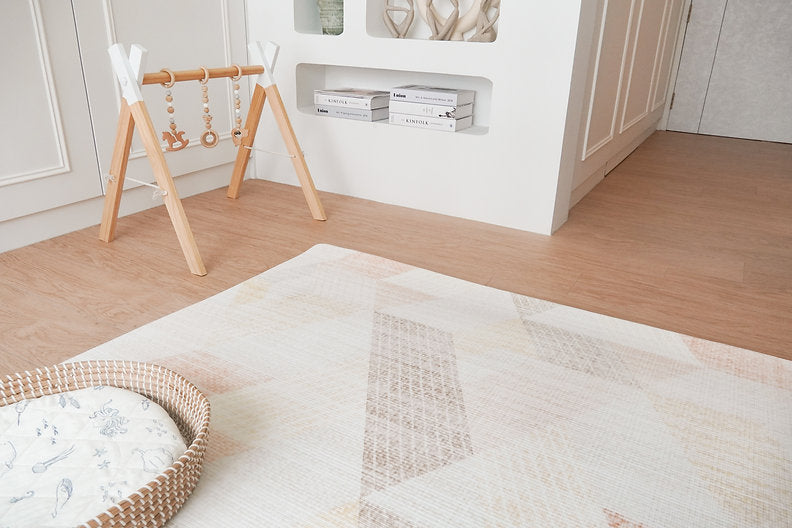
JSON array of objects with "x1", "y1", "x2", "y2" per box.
[{"x1": 1, "y1": 131, "x2": 790, "y2": 374}]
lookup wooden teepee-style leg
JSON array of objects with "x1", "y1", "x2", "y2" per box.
[
  {"x1": 99, "y1": 100, "x2": 135, "y2": 242},
  {"x1": 227, "y1": 84, "x2": 267, "y2": 199},
  {"x1": 265, "y1": 84, "x2": 326, "y2": 221},
  {"x1": 127, "y1": 100, "x2": 207, "y2": 276}
]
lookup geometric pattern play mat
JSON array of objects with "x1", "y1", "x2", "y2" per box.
[{"x1": 73, "y1": 244, "x2": 792, "y2": 527}]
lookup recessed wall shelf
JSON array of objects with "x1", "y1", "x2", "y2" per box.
[
  {"x1": 248, "y1": 1, "x2": 588, "y2": 234},
  {"x1": 366, "y1": 0, "x2": 498, "y2": 42},
  {"x1": 294, "y1": 0, "x2": 344, "y2": 35},
  {"x1": 296, "y1": 63, "x2": 493, "y2": 134}
]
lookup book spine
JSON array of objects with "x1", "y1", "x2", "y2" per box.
[
  {"x1": 388, "y1": 113, "x2": 472, "y2": 132},
  {"x1": 388, "y1": 100, "x2": 472, "y2": 119},
  {"x1": 315, "y1": 105, "x2": 386, "y2": 121},
  {"x1": 314, "y1": 93, "x2": 372, "y2": 110},
  {"x1": 390, "y1": 88, "x2": 459, "y2": 106}
]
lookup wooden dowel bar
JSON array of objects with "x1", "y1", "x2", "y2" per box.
[{"x1": 141, "y1": 65, "x2": 265, "y2": 85}]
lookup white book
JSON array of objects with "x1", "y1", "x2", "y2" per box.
[
  {"x1": 315, "y1": 105, "x2": 389, "y2": 121},
  {"x1": 389, "y1": 113, "x2": 473, "y2": 132},
  {"x1": 388, "y1": 100, "x2": 473, "y2": 119},
  {"x1": 390, "y1": 85, "x2": 475, "y2": 106},
  {"x1": 313, "y1": 88, "x2": 390, "y2": 110}
]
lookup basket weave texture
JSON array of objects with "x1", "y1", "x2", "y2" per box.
[{"x1": 0, "y1": 360, "x2": 210, "y2": 528}]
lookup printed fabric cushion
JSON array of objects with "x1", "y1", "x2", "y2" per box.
[{"x1": 0, "y1": 386, "x2": 187, "y2": 527}]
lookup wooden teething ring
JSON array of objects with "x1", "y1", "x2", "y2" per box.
[
  {"x1": 160, "y1": 68, "x2": 176, "y2": 88},
  {"x1": 198, "y1": 66, "x2": 218, "y2": 148},
  {"x1": 230, "y1": 64, "x2": 243, "y2": 82}
]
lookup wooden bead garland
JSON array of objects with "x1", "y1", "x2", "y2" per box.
[
  {"x1": 160, "y1": 69, "x2": 189, "y2": 151},
  {"x1": 230, "y1": 64, "x2": 249, "y2": 146},
  {"x1": 198, "y1": 67, "x2": 218, "y2": 148}
]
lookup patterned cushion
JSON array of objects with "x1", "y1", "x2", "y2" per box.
[{"x1": 0, "y1": 386, "x2": 186, "y2": 527}]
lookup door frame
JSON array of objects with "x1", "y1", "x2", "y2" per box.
[{"x1": 658, "y1": 0, "x2": 692, "y2": 130}]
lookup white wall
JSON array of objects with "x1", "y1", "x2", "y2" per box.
[
  {"x1": 247, "y1": 2, "x2": 588, "y2": 235},
  {"x1": 0, "y1": 1, "x2": 249, "y2": 254},
  {"x1": 2, "y1": 1, "x2": 679, "y2": 251}
]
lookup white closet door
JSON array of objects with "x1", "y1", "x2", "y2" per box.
[
  {"x1": 665, "y1": 0, "x2": 727, "y2": 133},
  {"x1": 698, "y1": 1, "x2": 792, "y2": 143},
  {"x1": 0, "y1": 1, "x2": 101, "y2": 222},
  {"x1": 71, "y1": 0, "x2": 250, "y2": 193},
  {"x1": 668, "y1": 0, "x2": 792, "y2": 143}
]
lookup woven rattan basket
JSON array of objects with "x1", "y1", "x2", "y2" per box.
[{"x1": 0, "y1": 360, "x2": 210, "y2": 528}]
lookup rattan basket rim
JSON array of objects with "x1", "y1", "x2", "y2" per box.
[{"x1": 0, "y1": 360, "x2": 210, "y2": 528}]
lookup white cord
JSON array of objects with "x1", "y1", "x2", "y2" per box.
[
  {"x1": 106, "y1": 175, "x2": 168, "y2": 199},
  {"x1": 242, "y1": 145, "x2": 298, "y2": 159}
]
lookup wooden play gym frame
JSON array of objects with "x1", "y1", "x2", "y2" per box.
[{"x1": 100, "y1": 41, "x2": 325, "y2": 276}]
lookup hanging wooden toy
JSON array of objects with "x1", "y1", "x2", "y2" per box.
[
  {"x1": 102, "y1": 41, "x2": 326, "y2": 276},
  {"x1": 160, "y1": 69, "x2": 189, "y2": 151},
  {"x1": 230, "y1": 64, "x2": 249, "y2": 146},
  {"x1": 198, "y1": 67, "x2": 218, "y2": 148}
]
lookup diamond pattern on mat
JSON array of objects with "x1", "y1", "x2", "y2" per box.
[
  {"x1": 359, "y1": 501, "x2": 421, "y2": 528},
  {"x1": 683, "y1": 336, "x2": 792, "y2": 391},
  {"x1": 154, "y1": 350, "x2": 266, "y2": 395},
  {"x1": 618, "y1": 346, "x2": 701, "y2": 386},
  {"x1": 338, "y1": 252, "x2": 414, "y2": 280},
  {"x1": 516, "y1": 316, "x2": 635, "y2": 387},
  {"x1": 470, "y1": 426, "x2": 600, "y2": 527},
  {"x1": 604, "y1": 508, "x2": 652, "y2": 528},
  {"x1": 231, "y1": 279, "x2": 271, "y2": 305},
  {"x1": 293, "y1": 502, "x2": 361, "y2": 528},
  {"x1": 374, "y1": 281, "x2": 437, "y2": 311},
  {"x1": 202, "y1": 429, "x2": 252, "y2": 465},
  {"x1": 512, "y1": 293, "x2": 557, "y2": 317},
  {"x1": 361, "y1": 312, "x2": 473, "y2": 501},
  {"x1": 647, "y1": 392, "x2": 792, "y2": 526}
]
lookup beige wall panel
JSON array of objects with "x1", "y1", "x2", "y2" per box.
[
  {"x1": 620, "y1": 0, "x2": 667, "y2": 132},
  {"x1": 582, "y1": 0, "x2": 635, "y2": 160}
]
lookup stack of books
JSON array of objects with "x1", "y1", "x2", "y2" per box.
[
  {"x1": 313, "y1": 88, "x2": 390, "y2": 121},
  {"x1": 388, "y1": 85, "x2": 475, "y2": 132}
]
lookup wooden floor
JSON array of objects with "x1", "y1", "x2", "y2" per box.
[{"x1": 1, "y1": 131, "x2": 790, "y2": 374}]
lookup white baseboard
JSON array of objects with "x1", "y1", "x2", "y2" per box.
[
  {"x1": 570, "y1": 165, "x2": 606, "y2": 208},
  {"x1": 0, "y1": 163, "x2": 236, "y2": 254},
  {"x1": 570, "y1": 124, "x2": 658, "y2": 208}
]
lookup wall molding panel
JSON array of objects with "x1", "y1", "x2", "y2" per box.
[
  {"x1": 582, "y1": 0, "x2": 637, "y2": 161},
  {"x1": 0, "y1": 0, "x2": 70, "y2": 187}
]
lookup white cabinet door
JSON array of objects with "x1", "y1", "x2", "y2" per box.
[
  {"x1": 668, "y1": 0, "x2": 792, "y2": 143},
  {"x1": 71, "y1": 0, "x2": 250, "y2": 193},
  {"x1": 0, "y1": 1, "x2": 101, "y2": 222},
  {"x1": 572, "y1": 0, "x2": 686, "y2": 204}
]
